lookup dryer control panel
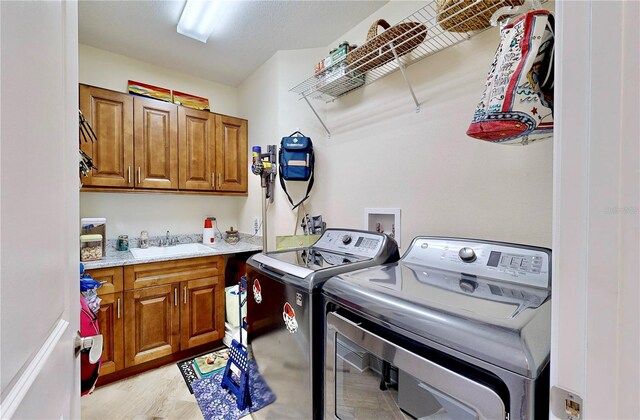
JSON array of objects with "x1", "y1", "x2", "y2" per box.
[
  {"x1": 313, "y1": 229, "x2": 387, "y2": 259},
  {"x1": 403, "y1": 237, "x2": 551, "y2": 289}
]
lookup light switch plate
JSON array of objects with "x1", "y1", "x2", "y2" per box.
[{"x1": 551, "y1": 386, "x2": 583, "y2": 419}]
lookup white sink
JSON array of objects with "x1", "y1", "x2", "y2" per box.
[{"x1": 129, "y1": 243, "x2": 212, "y2": 259}]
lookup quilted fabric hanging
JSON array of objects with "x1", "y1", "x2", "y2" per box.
[{"x1": 467, "y1": 10, "x2": 555, "y2": 145}]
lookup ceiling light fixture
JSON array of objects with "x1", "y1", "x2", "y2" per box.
[{"x1": 177, "y1": 0, "x2": 221, "y2": 43}]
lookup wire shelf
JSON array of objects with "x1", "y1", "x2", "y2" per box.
[{"x1": 290, "y1": 0, "x2": 525, "y2": 103}]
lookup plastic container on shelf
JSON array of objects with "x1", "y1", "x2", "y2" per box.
[
  {"x1": 80, "y1": 234, "x2": 103, "y2": 261},
  {"x1": 81, "y1": 218, "x2": 106, "y2": 256}
]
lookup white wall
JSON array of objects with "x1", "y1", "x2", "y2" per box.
[
  {"x1": 78, "y1": 44, "x2": 246, "y2": 237},
  {"x1": 80, "y1": 192, "x2": 246, "y2": 239},
  {"x1": 237, "y1": 52, "x2": 281, "y2": 243},
  {"x1": 239, "y1": 1, "x2": 553, "y2": 249},
  {"x1": 79, "y1": 44, "x2": 238, "y2": 116}
]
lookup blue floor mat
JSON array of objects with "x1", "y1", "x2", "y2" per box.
[{"x1": 192, "y1": 360, "x2": 276, "y2": 420}]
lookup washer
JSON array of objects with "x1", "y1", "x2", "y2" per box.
[
  {"x1": 246, "y1": 228, "x2": 399, "y2": 419},
  {"x1": 323, "y1": 236, "x2": 551, "y2": 419}
]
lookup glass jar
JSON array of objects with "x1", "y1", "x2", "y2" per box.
[
  {"x1": 225, "y1": 227, "x2": 240, "y2": 245},
  {"x1": 117, "y1": 235, "x2": 129, "y2": 251},
  {"x1": 80, "y1": 234, "x2": 103, "y2": 261},
  {"x1": 139, "y1": 230, "x2": 149, "y2": 249}
]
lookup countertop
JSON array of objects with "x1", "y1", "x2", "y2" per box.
[{"x1": 82, "y1": 234, "x2": 262, "y2": 270}]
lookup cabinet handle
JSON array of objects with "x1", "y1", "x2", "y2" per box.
[
  {"x1": 137, "y1": 167, "x2": 141, "y2": 185},
  {"x1": 117, "y1": 298, "x2": 121, "y2": 319},
  {"x1": 212, "y1": 173, "x2": 215, "y2": 189},
  {"x1": 128, "y1": 166, "x2": 131, "y2": 184},
  {"x1": 218, "y1": 173, "x2": 221, "y2": 188},
  {"x1": 174, "y1": 288, "x2": 178, "y2": 306},
  {"x1": 184, "y1": 286, "x2": 187, "y2": 305}
]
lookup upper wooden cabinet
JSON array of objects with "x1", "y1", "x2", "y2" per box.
[
  {"x1": 178, "y1": 107, "x2": 215, "y2": 191},
  {"x1": 79, "y1": 84, "x2": 248, "y2": 195},
  {"x1": 215, "y1": 114, "x2": 248, "y2": 193},
  {"x1": 79, "y1": 85, "x2": 133, "y2": 188},
  {"x1": 133, "y1": 96, "x2": 178, "y2": 190}
]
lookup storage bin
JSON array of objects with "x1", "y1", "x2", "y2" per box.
[
  {"x1": 80, "y1": 234, "x2": 103, "y2": 261},
  {"x1": 225, "y1": 285, "x2": 247, "y2": 328},
  {"x1": 81, "y1": 218, "x2": 106, "y2": 257}
]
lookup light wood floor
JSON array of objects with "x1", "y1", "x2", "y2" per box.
[
  {"x1": 81, "y1": 364, "x2": 203, "y2": 419},
  {"x1": 81, "y1": 364, "x2": 255, "y2": 419}
]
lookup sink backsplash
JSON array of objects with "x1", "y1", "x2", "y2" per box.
[{"x1": 105, "y1": 232, "x2": 261, "y2": 251}]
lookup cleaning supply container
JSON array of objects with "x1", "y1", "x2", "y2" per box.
[
  {"x1": 203, "y1": 218, "x2": 214, "y2": 244},
  {"x1": 225, "y1": 285, "x2": 247, "y2": 327}
]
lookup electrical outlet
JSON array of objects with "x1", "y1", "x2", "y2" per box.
[{"x1": 252, "y1": 217, "x2": 261, "y2": 235}]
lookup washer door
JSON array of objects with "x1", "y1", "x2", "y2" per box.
[{"x1": 325, "y1": 311, "x2": 507, "y2": 420}]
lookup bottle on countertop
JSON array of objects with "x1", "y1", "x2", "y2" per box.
[{"x1": 203, "y1": 218, "x2": 214, "y2": 244}]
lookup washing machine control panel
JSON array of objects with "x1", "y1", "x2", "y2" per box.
[
  {"x1": 314, "y1": 229, "x2": 386, "y2": 258},
  {"x1": 403, "y1": 237, "x2": 551, "y2": 289}
]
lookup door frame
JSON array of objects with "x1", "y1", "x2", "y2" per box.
[{"x1": 551, "y1": 1, "x2": 639, "y2": 418}]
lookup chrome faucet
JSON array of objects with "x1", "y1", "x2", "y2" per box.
[
  {"x1": 158, "y1": 231, "x2": 179, "y2": 247},
  {"x1": 159, "y1": 230, "x2": 172, "y2": 247}
]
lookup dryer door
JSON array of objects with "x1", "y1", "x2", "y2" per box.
[{"x1": 325, "y1": 311, "x2": 508, "y2": 420}]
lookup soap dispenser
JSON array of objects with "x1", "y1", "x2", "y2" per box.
[{"x1": 203, "y1": 218, "x2": 214, "y2": 244}]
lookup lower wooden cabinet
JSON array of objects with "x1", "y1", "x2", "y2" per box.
[
  {"x1": 124, "y1": 283, "x2": 180, "y2": 367},
  {"x1": 86, "y1": 255, "x2": 225, "y2": 377},
  {"x1": 84, "y1": 267, "x2": 124, "y2": 375},
  {"x1": 97, "y1": 292, "x2": 124, "y2": 375},
  {"x1": 180, "y1": 277, "x2": 225, "y2": 349}
]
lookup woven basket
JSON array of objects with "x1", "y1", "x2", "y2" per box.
[
  {"x1": 346, "y1": 19, "x2": 427, "y2": 73},
  {"x1": 437, "y1": 0, "x2": 524, "y2": 33}
]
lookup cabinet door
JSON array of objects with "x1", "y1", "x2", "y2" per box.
[
  {"x1": 124, "y1": 284, "x2": 180, "y2": 367},
  {"x1": 178, "y1": 107, "x2": 215, "y2": 191},
  {"x1": 180, "y1": 277, "x2": 224, "y2": 349},
  {"x1": 215, "y1": 114, "x2": 247, "y2": 192},
  {"x1": 96, "y1": 292, "x2": 124, "y2": 375},
  {"x1": 84, "y1": 266, "x2": 123, "y2": 296},
  {"x1": 133, "y1": 96, "x2": 178, "y2": 190},
  {"x1": 79, "y1": 85, "x2": 133, "y2": 188}
]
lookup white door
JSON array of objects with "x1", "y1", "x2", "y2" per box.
[{"x1": 0, "y1": 1, "x2": 81, "y2": 418}]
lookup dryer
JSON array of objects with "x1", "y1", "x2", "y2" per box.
[{"x1": 323, "y1": 236, "x2": 551, "y2": 419}]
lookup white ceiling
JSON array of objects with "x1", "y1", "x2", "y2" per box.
[{"x1": 78, "y1": 0, "x2": 388, "y2": 87}]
